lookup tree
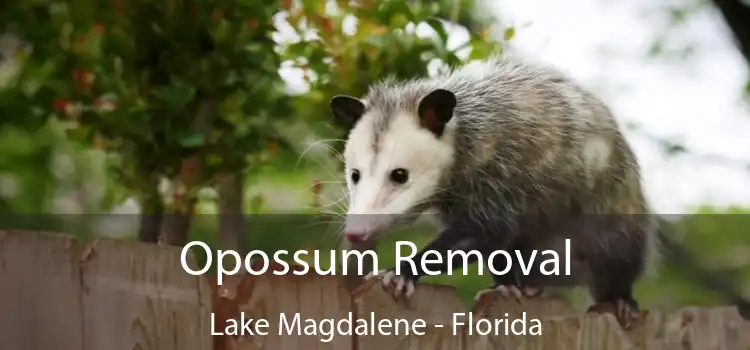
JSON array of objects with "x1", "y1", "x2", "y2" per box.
[
  {"x1": 626, "y1": 0, "x2": 750, "y2": 309},
  {"x1": 627, "y1": 0, "x2": 750, "y2": 171},
  {"x1": 281, "y1": 0, "x2": 503, "y2": 155},
  {"x1": 277, "y1": 0, "x2": 504, "y2": 288},
  {"x1": 648, "y1": 0, "x2": 750, "y2": 104},
  {"x1": 0, "y1": 0, "x2": 295, "y2": 248},
  {"x1": 711, "y1": 0, "x2": 750, "y2": 68},
  {"x1": 0, "y1": 0, "x2": 504, "y2": 251}
]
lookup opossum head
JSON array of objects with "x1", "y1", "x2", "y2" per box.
[{"x1": 329, "y1": 88, "x2": 457, "y2": 244}]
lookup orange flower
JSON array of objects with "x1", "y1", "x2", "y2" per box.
[
  {"x1": 93, "y1": 137, "x2": 106, "y2": 150},
  {"x1": 320, "y1": 18, "x2": 334, "y2": 34},
  {"x1": 94, "y1": 97, "x2": 116, "y2": 112},
  {"x1": 51, "y1": 98, "x2": 73, "y2": 116},
  {"x1": 72, "y1": 69, "x2": 95, "y2": 87},
  {"x1": 245, "y1": 18, "x2": 258, "y2": 29},
  {"x1": 93, "y1": 23, "x2": 105, "y2": 34}
]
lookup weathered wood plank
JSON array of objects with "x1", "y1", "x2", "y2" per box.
[
  {"x1": 620, "y1": 306, "x2": 750, "y2": 349},
  {"x1": 353, "y1": 279, "x2": 469, "y2": 350},
  {"x1": 662, "y1": 306, "x2": 750, "y2": 349},
  {"x1": 0, "y1": 230, "x2": 84, "y2": 350},
  {"x1": 621, "y1": 310, "x2": 668, "y2": 350},
  {"x1": 472, "y1": 292, "x2": 576, "y2": 320},
  {"x1": 467, "y1": 291, "x2": 584, "y2": 349},
  {"x1": 212, "y1": 263, "x2": 352, "y2": 350},
  {"x1": 79, "y1": 238, "x2": 212, "y2": 350},
  {"x1": 467, "y1": 314, "x2": 635, "y2": 350},
  {"x1": 3, "y1": 228, "x2": 748, "y2": 350}
]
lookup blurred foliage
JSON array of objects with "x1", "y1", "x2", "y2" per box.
[
  {"x1": 1, "y1": 0, "x2": 294, "y2": 220},
  {"x1": 0, "y1": 0, "x2": 747, "y2": 311},
  {"x1": 280, "y1": 0, "x2": 501, "y2": 155},
  {"x1": 0, "y1": 0, "x2": 501, "y2": 245},
  {"x1": 621, "y1": 0, "x2": 750, "y2": 173},
  {"x1": 0, "y1": 0, "x2": 501, "y2": 215},
  {"x1": 643, "y1": 0, "x2": 750, "y2": 104}
]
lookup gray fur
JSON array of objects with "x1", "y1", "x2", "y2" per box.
[
  {"x1": 338, "y1": 56, "x2": 750, "y2": 323},
  {"x1": 350, "y1": 56, "x2": 657, "y2": 295},
  {"x1": 363, "y1": 56, "x2": 653, "y2": 238}
]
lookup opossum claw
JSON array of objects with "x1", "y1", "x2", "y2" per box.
[
  {"x1": 498, "y1": 285, "x2": 523, "y2": 301},
  {"x1": 406, "y1": 280, "x2": 415, "y2": 297},
  {"x1": 521, "y1": 285, "x2": 545, "y2": 298},
  {"x1": 382, "y1": 269, "x2": 396, "y2": 288},
  {"x1": 474, "y1": 284, "x2": 544, "y2": 302},
  {"x1": 380, "y1": 269, "x2": 416, "y2": 300},
  {"x1": 587, "y1": 299, "x2": 643, "y2": 330},
  {"x1": 364, "y1": 269, "x2": 388, "y2": 281}
]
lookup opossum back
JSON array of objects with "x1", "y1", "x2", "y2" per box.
[{"x1": 438, "y1": 58, "x2": 650, "y2": 223}]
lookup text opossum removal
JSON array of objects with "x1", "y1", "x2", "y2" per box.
[{"x1": 180, "y1": 239, "x2": 571, "y2": 285}]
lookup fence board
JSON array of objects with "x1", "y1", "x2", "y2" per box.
[
  {"x1": 0, "y1": 230, "x2": 84, "y2": 350},
  {"x1": 353, "y1": 279, "x2": 469, "y2": 350},
  {"x1": 212, "y1": 264, "x2": 352, "y2": 350},
  {"x1": 662, "y1": 306, "x2": 750, "y2": 349},
  {"x1": 468, "y1": 314, "x2": 635, "y2": 350},
  {"x1": 79, "y1": 239, "x2": 212, "y2": 350},
  {"x1": 620, "y1": 310, "x2": 668, "y2": 350},
  {"x1": 466, "y1": 294, "x2": 635, "y2": 350},
  {"x1": 472, "y1": 292, "x2": 576, "y2": 319},
  {"x1": 2, "y1": 229, "x2": 749, "y2": 350}
]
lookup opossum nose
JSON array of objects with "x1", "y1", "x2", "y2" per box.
[{"x1": 345, "y1": 231, "x2": 365, "y2": 243}]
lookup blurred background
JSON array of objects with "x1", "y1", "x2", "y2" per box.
[{"x1": 0, "y1": 0, "x2": 749, "y2": 312}]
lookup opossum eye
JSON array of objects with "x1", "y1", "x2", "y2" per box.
[
  {"x1": 350, "y1": 169, "x2": 360, "y2": 184},
  {"x1": 390, "y1": 168, "x2": 409, "y2": 184}
]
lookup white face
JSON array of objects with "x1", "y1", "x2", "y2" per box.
[{"x1": 342, "y1": 109, "x2": 455, "y2": 243}]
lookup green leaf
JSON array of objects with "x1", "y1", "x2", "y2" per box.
[
  {"x1": 468, "y1": 39, "x2": 489, "y2": 60},
  {"x1": 662, "y1": 141, "x2": 686, "y2": 156},
  {"x1": 426, "y1": 17, "x2": 449, "y2": 45},
  {"x1": 212, "y1": 19, "x2": 230, "y2": 43},
  {"x1": 248, "y1": 194, "x2": 265, "y2": 214},
  {"x1": 376, "y1": 0, "x2": 414, "y2": 23},
  {"x1": 178, "y1": 131, "x2": 205, "y2": 148},
  {"x1": 363, "y1": 34, "x2": 386, "y2": 49},
  {"x1": 154, "y1": 85, "x2": 196, "y2": 108},
  {"x1": 504, "y1": 27, "x2": 515, "y2": 41}
]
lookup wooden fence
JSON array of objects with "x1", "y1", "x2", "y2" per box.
[{"x1": 1, "y1": 230, "x2": 748, "y2": 350}]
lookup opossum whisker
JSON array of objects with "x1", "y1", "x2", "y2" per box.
[
  {"x1": 318, "y1": 193, "x2": 349, "y2": 212},
  {"x1": 295, "y1": 139, "x2": 346, "y2": 169},
  {"x1": 311, "y1": 194, "x2": 347, "y2": 212},
  {"x1": 296, "y1": 140, "x2": 349, "y2": 196},
  {"x1": 317, "y1": 219, "x2": 345, "y2": 242},
  {"x1": 306, "y1": 180, "x2": 346, "y2": 187}
]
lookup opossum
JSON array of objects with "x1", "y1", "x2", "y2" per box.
[{"x1": 329, "y1": 56, "x2": 750, "y2": 328}]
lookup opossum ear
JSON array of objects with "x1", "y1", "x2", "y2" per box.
[
  {"x1": 330, "y1": 95, "x2": 366, "y2": 129},
  {"x1": 418, "y1": 89, "x2": 456, "y2": 137}
]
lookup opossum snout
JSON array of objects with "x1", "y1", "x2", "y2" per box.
[
  {"x1": 345, "y1": 231, "x2": 366, "y2": 243},
  {"x1": 344, "y1": 214, "x2": 383, "y2": 243}
]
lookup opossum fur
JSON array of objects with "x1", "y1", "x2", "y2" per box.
[{"x1": 329, "y1": 56, "x2": 749, "y2": 325}]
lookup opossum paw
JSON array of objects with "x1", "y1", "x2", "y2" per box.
[
  {"x1": 364, "y1": 269, "x2": 388, "y2": 281},
  {"x1": 474, "y1": 284, "x2": 544, "y2": 302},
  {"x1": 587, "y1": 298, "x2": 642, "y2": 330},
  {"x1": 365, "y1": 268, "x2": 416, "y2": 300}
]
